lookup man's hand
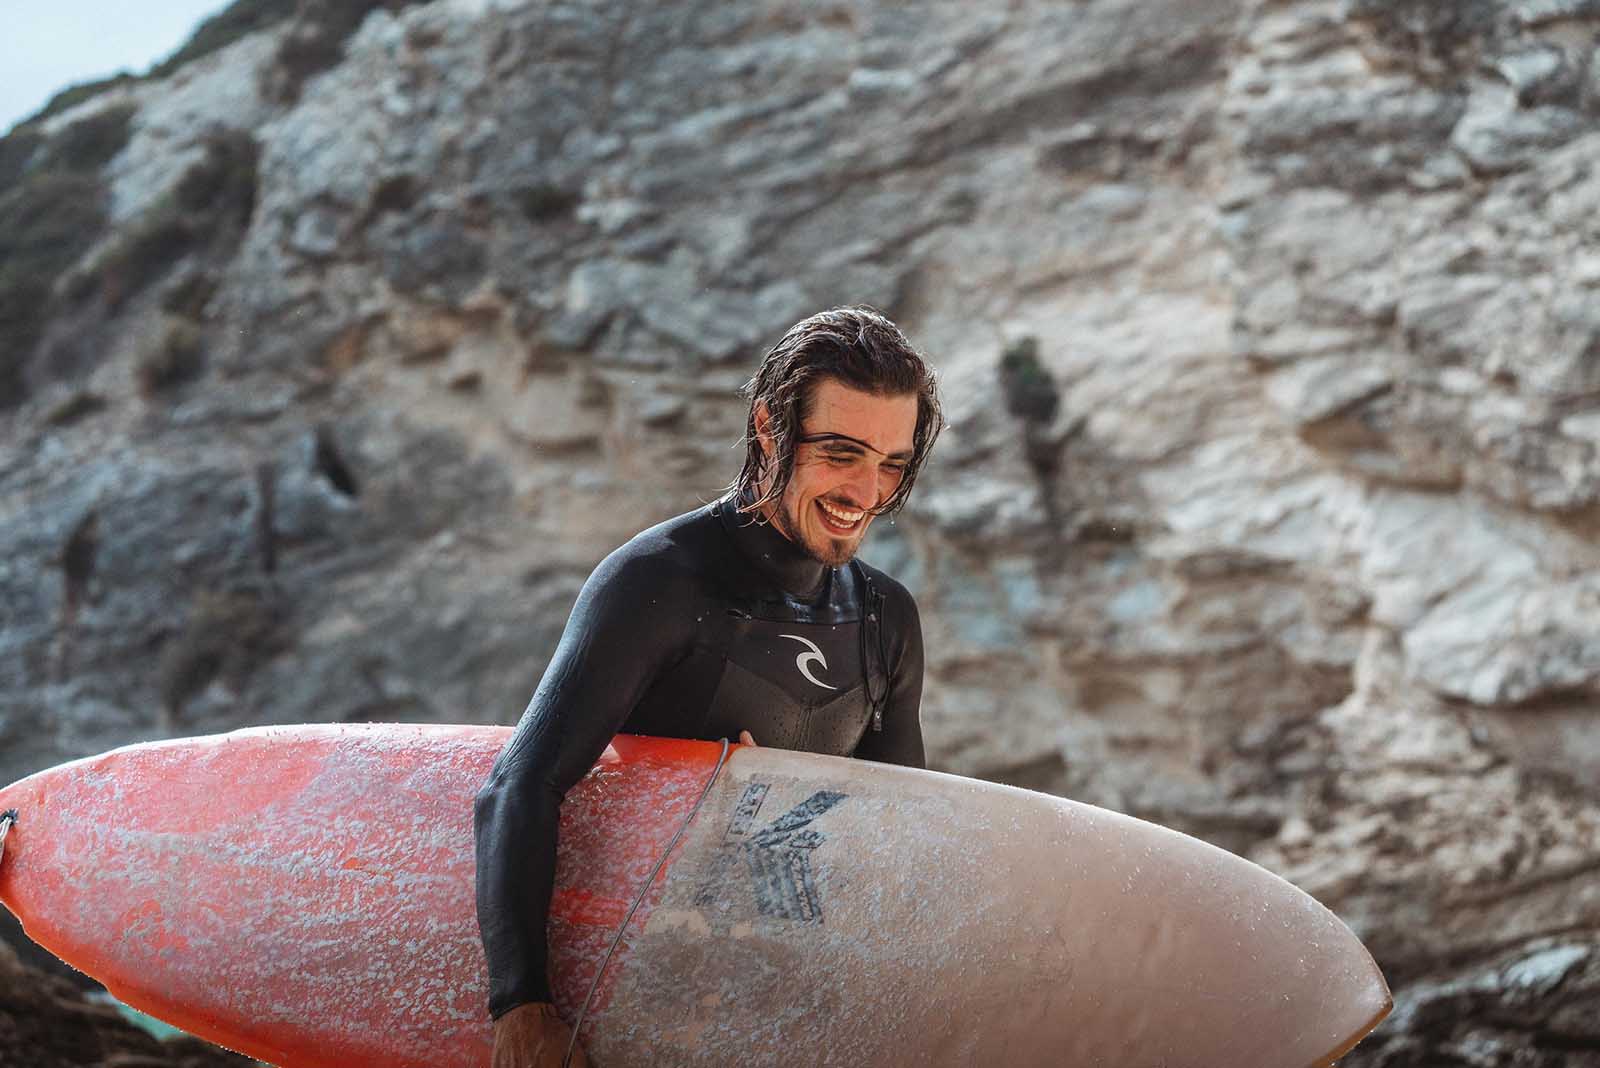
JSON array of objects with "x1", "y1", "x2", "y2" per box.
[
  {"x1": 492, "y1": 1002, "x2": 590, "y2": 1068},
  {"x1": 738, "y1": 730, "x2": 759, "y2": 747}
]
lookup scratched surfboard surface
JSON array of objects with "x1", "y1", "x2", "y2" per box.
[{"x1": 0, "y1": 725, "x2": 1389, "y2": 1067}]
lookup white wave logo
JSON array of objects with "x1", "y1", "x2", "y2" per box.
[{"x1": 779, "y1": 634, "x2": 838, "y2": 691}]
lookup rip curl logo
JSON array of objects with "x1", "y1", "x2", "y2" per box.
[{"x1": 778, "y1": 633, "x2": 837, "y2": 691}]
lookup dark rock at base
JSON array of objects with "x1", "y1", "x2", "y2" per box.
[{"x1": 0, "y1": 937, "x2": 256, "y2": 1067}]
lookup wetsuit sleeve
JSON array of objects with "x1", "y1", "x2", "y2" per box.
[
  {"x1": 852, "y1": 582, "x2": 927, "y2": 769},
  {"x1": 473, "y1": 550, "x2": 690, "y2": 1019}
]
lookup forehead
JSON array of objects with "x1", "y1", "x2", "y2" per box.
[{"x1": 802, "y1": 378, "x2": 919, "y2": 454}]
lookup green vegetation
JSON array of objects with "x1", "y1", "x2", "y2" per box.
[
  {"x1": 50, "y1": 103, "x2": 140, "y2": 173},
  {"x1": 0, "y1": 102, "x2": 134, "y2": 187},
  {"x1": 0, "y1": 173, "x2": 108, "y2": 406},
  {"x1": 42, "y1": 391, "x2": 109, "y2": 426},
  {"x1": 0, "y1": 127, "x2": 45, "y2": 190},
  {"x1": 20, "y1": 73, "x2": 139, "y2": 129},
  {"x1": 137, "y1": 317, "x2": 206, "y2": 394},
  {"x1": 162, "y1": 272, "x2": 220, "y2": 319},
  {"x1": 0, "y1": 112, "x2": 257, "y2": 406},
  {"x1": 94, "y1": 213, "x2": 197, "y2": 313},
  {"x1": 148, "y1": 0, "x2": 299, "y2": 80},
  {"x1": 159, "y1": 584, "x2": 287, "y2": 723},
  {"x1": 84, "y1": 127, "x2": 260, "y2": 314},
  {"x1": 0, "y1": 104, "x2": 137, "y2": 405},
  {"x1": 174, "y1": 127, "x2": 259, "y2": 228},
  {"x1": 0, "y1": 0, "x2": 284, "y2": 408},
  {"x1": 998, "y1": 336, "x2": 1061, "y2": 425},
  {"x1": 268, "y1": 0, "x2": 427, "y2": 104}
]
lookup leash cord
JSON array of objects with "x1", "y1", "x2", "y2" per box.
[
  {"x1": 0, "y1": 810, "x2": 16, "y2": 869},
  {"x1": 561, "y1": 738, "x2": 731, "y2": 1068}
]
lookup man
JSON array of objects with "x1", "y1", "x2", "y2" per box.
[{"x1": 474, "y1": 306, "x2": 943, "y2": 1067}]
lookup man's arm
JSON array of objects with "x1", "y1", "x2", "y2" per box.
[
  {"x1": 473, "y1": 549, "x2": 690, "y2": 1019},
  {"x1": 852, "y1": 581, "x2": 927, "y2": 769}
]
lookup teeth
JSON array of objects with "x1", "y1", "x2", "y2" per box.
[{"x1": 819, "y1": 500, "x2": 864, "y2": 524}]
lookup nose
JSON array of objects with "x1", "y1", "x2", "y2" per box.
[{"x1": 841, "y1": 462, "x2": 883, "y2": 511}]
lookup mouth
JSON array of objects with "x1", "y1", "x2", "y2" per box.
[{"x1": 816, "y1": 498, "x2": 866, "y2": 536}]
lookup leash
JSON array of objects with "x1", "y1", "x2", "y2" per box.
[
  {"x1": 562, "y1": 738, "x2": 732, "y2": 1068},
  {"x1": 0, "y1": 810, "x2": 16, "y2": 869}
]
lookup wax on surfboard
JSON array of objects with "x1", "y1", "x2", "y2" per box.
[{"x1": 0, "y1": 724, "x2": 1390, "y2": 1067}]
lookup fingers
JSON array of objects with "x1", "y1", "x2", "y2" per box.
[
  {"x1": 738, "y1": 730, "x2": 758, "y2": 747},
  {"x1": 491, "y1": 1002, "x2": 589, "y2": 1068}
]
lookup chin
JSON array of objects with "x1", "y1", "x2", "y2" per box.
[
  {"x1": 810, "y1": 543, "x2": 857, "y2": 568},
  {"x1": 805, "y1": 528, "x2": 867, "y2": 568}
]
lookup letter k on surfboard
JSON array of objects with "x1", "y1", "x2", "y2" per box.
[{"x1": 696, "y1": 784, "x2": 850, "y2": 924}]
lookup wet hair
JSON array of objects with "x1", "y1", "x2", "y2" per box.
[{"x1": 730, "y1": 306, "x2": 944, "y2": 518}]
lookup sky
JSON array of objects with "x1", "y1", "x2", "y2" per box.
[{"x1": 1, "y1": 1, "x2": 228, "y2": 135}]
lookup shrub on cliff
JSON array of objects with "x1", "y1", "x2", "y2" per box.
[
  {"x1": 0, "y1": 174, "x2": 109, "y2": 407},
  {"x1": 79, "y1": 127, "x2": 260, "y2": 314},
  {"x1": 148, "y1": 0, "x2": 300, "y2": 80},
  {"x1": 265, "y1": 0, "x2": 428, "y2": 103}
]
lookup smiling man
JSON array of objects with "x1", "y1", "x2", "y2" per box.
[{"x1": 473, "y1": 307, "x2": 943, "y2": 1067}]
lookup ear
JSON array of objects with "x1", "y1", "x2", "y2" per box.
[{"x1": 754, "y1": 401, "x2": 775, "y2": 458}]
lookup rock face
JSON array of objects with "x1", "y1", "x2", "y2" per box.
[
  {"x1": 0, "y1": 938, "x2": 257, "y2": 1067},
  {"x1": 1, "y1": 0, "x2": 1597, "y2": 1062}
]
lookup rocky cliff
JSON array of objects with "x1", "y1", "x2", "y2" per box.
[{"x1": 2, "y1": 0, "x2": 1598, "y2": 1062}]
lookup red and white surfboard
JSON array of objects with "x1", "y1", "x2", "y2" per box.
[{"x1": 0, "y1": 724, "x2": 1389, "y2": 1066}]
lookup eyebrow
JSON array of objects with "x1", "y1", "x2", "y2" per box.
[{"x1": 799, "y1": 432, "x2": 914, "y2": 461}]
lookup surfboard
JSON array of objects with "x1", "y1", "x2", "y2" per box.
[{"x1": 0, "y1": 724, "x2": 1388, "y2": 1067}]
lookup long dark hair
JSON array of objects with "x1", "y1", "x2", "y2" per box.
[{"x1": 730, "y1": 307, "x2": 943, "y2": 518}]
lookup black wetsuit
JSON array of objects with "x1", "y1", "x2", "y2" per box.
[{"x1": 473, "y1": 495, "x2": 927, "y2": 1018}]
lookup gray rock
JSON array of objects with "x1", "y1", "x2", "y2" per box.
[
  {"x1": 377, "y1": 215, "x2": 487, "y2": 303},
  {"x1": 288, "y1": 205, "x2": 344, "y2": 260},
  {"x1": 1241, "y1": 86, "x2": 1468, "y2": 191},
  {"x1": 1502, "y1": 943, "x2": 1592, "y2": 994},
  {"x1": 1451, "y1": 90, "x2": 1588, "y2": 173},
  {"x1": 1265, "y1": 354, "x2": 1395, "y2": 425},
  {"x1": 1516, "y1": 0, "x2": 1600, "y2": 26},
  {"x1": 1494, "y1": 45, "x2": 1580, "y2": 106},
  {"x1": 638, "y1": 394, "x2": 688, "y2": 427}
]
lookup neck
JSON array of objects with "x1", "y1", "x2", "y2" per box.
[{"x1": 718, "y1": 493, "x2": 829, "y2": 596}]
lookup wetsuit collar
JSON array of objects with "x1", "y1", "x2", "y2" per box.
[{"x1": 713, "y1": 494, "x2": 831, "y2": 597}]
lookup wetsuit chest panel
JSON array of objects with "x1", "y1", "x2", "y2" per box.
[
  {"x1": 721, "y1": 615, "x2": 863, "y2": 700},
  {"x1": 623, "y1": 613, "x2": 870, "y2": 754},
  {"x1": 702, "y1": 613, "x2": 868, "y2": 753}
]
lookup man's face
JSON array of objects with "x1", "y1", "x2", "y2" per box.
[{"x1": 757, "y1": 378, "x2": 919, "y2": 568}]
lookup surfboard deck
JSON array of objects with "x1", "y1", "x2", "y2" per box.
[{"x1": 0, "y1": 724, "x2": 1389, "y2": 1066}]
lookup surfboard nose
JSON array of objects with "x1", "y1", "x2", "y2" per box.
[
  {"x1": 1262, "y1": 899, "x2": 1392, "y2": 1066},
  {"x1": 964, "y1": 791, "x2": 1394, "y2": 1067},
  {"x1": 0, "y1": 766, "x2": 62, "y2": 919},
  {"x1": 1315, "y1": 931, "x2": 1393, "y2": 1065},
  {"x1": 1105, "y1": 845, "x2": 1393, "y2": 1067},
  {"x1": 0, "y1": 776, "x2": 31, "y2": 916}
]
